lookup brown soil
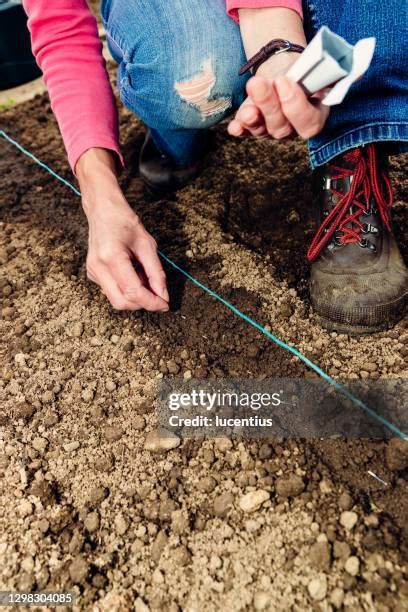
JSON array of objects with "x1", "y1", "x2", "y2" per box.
[{"x1": 0, "y1": 68, "x2": 407, "y2": 611}]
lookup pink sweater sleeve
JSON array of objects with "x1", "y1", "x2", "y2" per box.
[
  {"x1": 226, "y1": 0, "x2": 303, "y2": 21},
  {"x1": 22, "y1": 0, "x2": 123, "y2": 173}
]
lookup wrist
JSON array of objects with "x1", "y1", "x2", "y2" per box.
[
  {"x1": 76, "y1": 148, "x2": 128, "y2": 216},
  {"x1": 255, "y1": 51, "x2": 300, "y2": 80},
  {"x1": 239, "y1": 7, "x2": 306, "y2": 58},
  {"x1": 75, "y1": 147, "x2": 131, "y2": 219},
  {"x1": 76, "y1": 148, "x2": 118, "y2": 191}
]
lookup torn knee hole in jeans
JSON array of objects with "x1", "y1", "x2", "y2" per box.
[{"x1": 174, "y1": 58, "x2": 231, "y2": 119}]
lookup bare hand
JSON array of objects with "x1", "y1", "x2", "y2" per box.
[
  {"x1": 85, "y1": 200, "x2": 169, "y2": 312},
  {"x1": 76, "y1": 148, "x2": 169, "y2": 313},
  {"x1": 228, "y1": 63, "x2": 330, "y2": 141}
]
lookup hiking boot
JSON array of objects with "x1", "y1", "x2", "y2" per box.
[
  {"x1": 308, "y1": 144, "x2": 407, "y2": 334},
  {"x1": 139, "y1": 129, "x2": 204, "y2": 195}
]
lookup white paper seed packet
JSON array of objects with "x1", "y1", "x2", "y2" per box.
[{"x1": 286, "y1": 26, "x2": 376, "y2": 106}]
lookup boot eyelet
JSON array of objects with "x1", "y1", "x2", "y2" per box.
[
  {"x1": 359, "y1": 238, "x2": 368, "y2": 248},
  {"x1": 362, "y1": 222, "x2": 379, "y2": 235}
]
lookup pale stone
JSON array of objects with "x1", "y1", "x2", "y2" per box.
[
  {"x1": 144, "y1": 429, "x2": 180, "y2": 452},
  {"x1": 340, "y1": 510, "x2": 358, "y2": 530},
  {"x1": 345, "y1": 556, "x2": 360, "y2": 576},
  {"x1": 308, "y1": 576, "x2": 327, "y2": 601},
  {"x1": 239, "y1": 490, "x2": 269, "y2": 513}
]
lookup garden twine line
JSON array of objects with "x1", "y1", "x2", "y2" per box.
[{"x1": 1, "y1": 129, "x2": 406, "y2": 441}]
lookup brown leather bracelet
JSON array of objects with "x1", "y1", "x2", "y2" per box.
[{"x1": 239, "y1": 39, "x2": 305, "y2": 76}]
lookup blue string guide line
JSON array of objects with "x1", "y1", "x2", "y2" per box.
[{"x1": 0, "y1": 129, "x2": 406, "y2": 441}]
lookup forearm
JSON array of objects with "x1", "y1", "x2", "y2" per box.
[
  {"x1": 239, "y1": 7, "x2": 306, "y2": 75},
  {"x1": 23, "y1": 0, "x2": 122, "y2": 172},
  {"x1": 76, "y1": 148, "x2": 128, "y2": 217}
]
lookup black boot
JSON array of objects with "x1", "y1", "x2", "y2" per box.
[
  {"x1": 139, "y1": 130, "x2": 204, "y2": 194},
  {"x1": 308, "y1": 144, "x2": 407, "y2": 334}
]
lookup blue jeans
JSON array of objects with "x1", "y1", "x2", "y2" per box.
[{"x1": 101, "y1": 0, "x2": 408, "y2": 168}]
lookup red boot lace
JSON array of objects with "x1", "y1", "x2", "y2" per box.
[{"x1": 307, "y1": 144, "x2": 393, "y2": 262}]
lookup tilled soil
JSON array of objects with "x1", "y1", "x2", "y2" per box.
[{"x1": 0, "y1": 75, "x2": 407, "y2": 611}]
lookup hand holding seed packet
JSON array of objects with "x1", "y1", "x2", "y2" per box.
[{"x1": 286, "y1": 26, "x2": 376, "y2": 106}]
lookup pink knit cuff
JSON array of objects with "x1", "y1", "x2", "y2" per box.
[
  {"x1": 70, "y1": 138, "x2": 124, "y2": 176},
  {"x1": 226, "y1": 0, "x2": 303, "y2": 22}
]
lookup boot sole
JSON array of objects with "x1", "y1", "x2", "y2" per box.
[{"x1": 313, "y1": 292, "x2": 407, "y2": 335}]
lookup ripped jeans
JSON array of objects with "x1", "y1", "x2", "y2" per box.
[{"x1": 101, "y1": 0, "x2": 408, "y2": 168}]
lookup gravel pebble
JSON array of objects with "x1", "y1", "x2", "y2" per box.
[
  {"x1": 144, "y1": 429, "x2": 180, "y2": 452},
  {"x1": 338, "y1": 491, "x2": 353, "y2": 511},
  {"x1": 71, "y1": 322, "x2": 84, "y2": 338},
  {"x1": 309, "y1": 541, "x2": 331, "y2": 571},
  {"x1": 87, "y1": 487, "x2": 108, "y2": 506},
  {"x1": 63, "y1": 441, "x2": 80, "y2": 452},
  {"x1": 114, "y1": 513, "x2": 128, "y2": 535},
  {"x1": 213, "y1": 492, "x2": 234, "y2": 517},
  {"x1": 344, "y1": 555, "x2": 360, "y2": 576},
  {"x1": 104, "y1": 426, "x2": 123, "y2": 442},
  {"x1": 105, "y1": 379, "x2": 117, "y2": 392},
  {"x1": 276, "y1": 474, "x2": 304, "y2": 498},
  {"x1": 84, "y1": 512, "x2": 100, "y2": 533},
  {"x1": 81, "y1": 387, "x2": 94, "y2": 402},
  {"x1": 151, "y1": 530, "x2": 168, "y2": 562},
  {"x1": 32, "y1": 436, "x2": 48, "y2": 454},
  {"x1": 340, "y1": 510, "x2": 358, "y2": 530},
  {"x1": 18, "y1": 500, "x2": 33, "y2": 517},
  {"x1": 307, "y1": 576, "x2": 327, "y2": 601},
  {"x1": 134, "y1": 415, "x2": 146, "y2": 430},
  {"x1": 239, "y1": 490, "x2": 269, "y2": 513},
  {"x1": 215, "y1": 438, "x2": 233, "y2": 452},
  {"x1": 333, "y1": 540, "x2": 351, "y2": 561},
  {"x1": 330, "y1": 587, "x2": 345, "y2": 609},
  {"x1": 69, "y1": 556, "x2": 89, "y2": 584},
  {"x1": 198, "y1": 476, "x2": 217, "y2": 493}
]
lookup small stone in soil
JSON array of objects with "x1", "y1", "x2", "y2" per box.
[
  {"x1": 69, "y1": 556, "x2": 89, "y2": 584},
  {"x1": 339, "y1": 510, "x2": 358, "y2": 530},
  {"x1": 19, "y1": 499, "x2": 33, "y2": 517},
  {"x1": 309, "y1": 541, "x2": 331, "y2": 571},
  {"x1": 88, "y1": 486, "x2": 108, "y2": 506},
  {"x1": 213, "y1": 492, "x2": 235, "y2": 517},
  {"x1": 144, "y1": 429, "x2": 180, "y2": 452},
  {"x1": 344, "y1": 555, "x2": 360, "y2": 576},
  {"x1": 114, "y1": 513, "x2": 128, "y2": 535},
  {"x1": 198, "y1": 476, "x2": 217, "y2": 493},
  {"x1": 103, "y1": 425, "x2": 123, "y2": 442},
  {"x1": 84, "y1": 512, "x2": 99, "y2": 533},
  {"x1": 134, "y1": 415, "x2": 146, "y2": 430},
  {"x1": 330, "y1": 587, "x2": 344, "y2": 609},
  {"x1": 338, "y1": 491, "x2": 353, "y2": 511},
  {"x1": 151, "y1": 530, "x2": 168, "y2": 563},
  {"x1": 308, "y1": 576, "x2": 327, "y2": 601},
  {"x1": 276, "y1": 474, "x2": 304, "y2": 497},
  {"x1": 239, "y1": 490, "x2": 269, "y2": 513}
]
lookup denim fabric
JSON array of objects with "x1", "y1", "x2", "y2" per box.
[
  {"x1": 302, "y1": 0, "x2": 408, "y2": 166},
  {"x1": 101, "y1": 0, "x2": 408, "y2": 168},
  {"x1": 101, "y1": 0, "x2": 249, "y2": 165}
]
